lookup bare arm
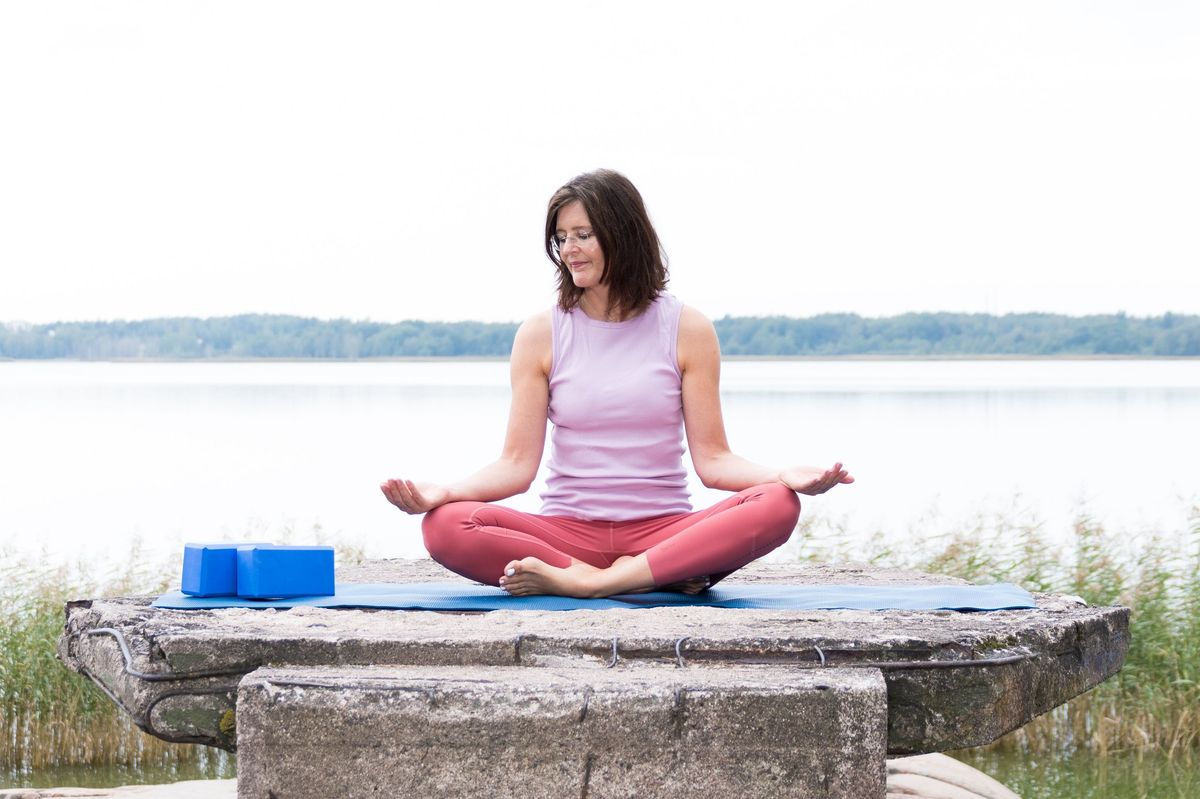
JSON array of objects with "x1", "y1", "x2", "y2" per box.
[
  {"x1": 678, "y1": 305, "x2": 853, "y2": 494},
  {"x1": 380, "y1": 311, "x2": 552, "y2": 513}
]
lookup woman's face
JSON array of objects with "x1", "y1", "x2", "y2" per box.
[{"x1": 555, "y1": 201, "x2": 606, "y2": 289}]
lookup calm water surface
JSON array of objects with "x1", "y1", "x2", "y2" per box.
[
  {"x1": 1, "y1": 359, "x2": 1197, "y2": 564},
  {"x1": 8, "y1": 750, "x2": 1199, "y2": 796}
]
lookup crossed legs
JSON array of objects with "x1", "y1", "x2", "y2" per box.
[{"x1": 421, "y1": 483, "x2": 801, "y2": 598}]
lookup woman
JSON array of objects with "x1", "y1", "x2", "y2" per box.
[{"x1": 380, "y1": 169, "x2": 852, "y2": 598}]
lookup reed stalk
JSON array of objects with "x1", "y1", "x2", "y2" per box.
[
  {"x1": 0, "y1": 545, "x2": 231, "y2": 781},
  {"x1": 2, "y1": 534, "x2": 364, "y2": 780},
  {"x1": 788, "y1": 503, "x2": 1200, "y2": 761}
]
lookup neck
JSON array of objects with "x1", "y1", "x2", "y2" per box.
[{"x1": 580, "y1": 288, "x2": 625, "y2": 322}]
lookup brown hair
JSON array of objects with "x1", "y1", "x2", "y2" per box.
[{"x1": 544, "y1": 169, "x2": 669, "y2": 317}]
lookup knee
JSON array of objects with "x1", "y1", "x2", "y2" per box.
[
  {"x1": 421, "y1": 502, "x2": 477, "y2": 561},
  {"x1": 756, "y1": 482, "x2": 801, "y2": 551},
  {"x1": 757, "y1": 482, "x2": 802, "y2": 532}
]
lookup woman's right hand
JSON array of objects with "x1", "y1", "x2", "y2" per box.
[{"x1": 379, "y1": 479, "x2": 451, "y2": 515}]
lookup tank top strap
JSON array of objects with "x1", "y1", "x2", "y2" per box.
[{"x1": 653, "y1": 292, "x2": 683, "y2": 378}]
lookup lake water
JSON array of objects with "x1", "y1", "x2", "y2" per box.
[
  {"x1": 10, "y1": 749, "x2": 1200, "y2": 797},
  {"x1": 1, "y1": 359, "x2": 1197, "y2": 566}
]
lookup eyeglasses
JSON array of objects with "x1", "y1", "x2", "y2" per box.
[{"x1": 550, "y1": 231, "x2": 597, "y2": 252}]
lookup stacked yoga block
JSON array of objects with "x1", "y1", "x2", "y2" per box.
[{"x1": 181, "y1": 543, "x2": 336, "y2": 599}]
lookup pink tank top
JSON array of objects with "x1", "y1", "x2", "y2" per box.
[{"x1": 539, "y1": 292, "x2": 693, "y2": 521}]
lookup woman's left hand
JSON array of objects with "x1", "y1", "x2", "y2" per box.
[{"x1": 778, "y1": 463, "x2": 854, "y2": 495}]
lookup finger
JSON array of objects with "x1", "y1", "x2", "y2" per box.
[
  {"x1": 404, "y1": 480, "x2": 426, "y2": 511},
  {"x1": 390, "y1": 479, "x2": 420, "y2": 512},
  {"x1": 381, "y1": 480, "x2": 405, "y2": 506},
  {"x1": 820, "y1": 471, "x2": 843, "y2": 492}
]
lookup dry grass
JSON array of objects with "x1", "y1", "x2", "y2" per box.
[
  {"x1": 788, "y1": 504, "x2": 1200, "y2": 761},
  {"x1": 2, "y1": 532, "x2": 365, "y2": 780},
  {"x1": 0, "y1": 543, "x2": 227, "y2": 780}
]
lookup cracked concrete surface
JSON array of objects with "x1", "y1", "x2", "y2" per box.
[
  {"x1": 58, "y1": 559, "x2": 1128, "y2": 757},
  {"x1": 236, "y1": 664, "x2": 888, "y2": 798}
]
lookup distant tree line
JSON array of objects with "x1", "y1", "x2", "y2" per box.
[
  {"x1": 1, "y1": 312, "x2": 1198, "y2": 359},
  {"x1": 712, "y1": 312, "x2": 1200, "y2": 356},
  {"x1": 0, "y1": 316, "x2": 518, "y2": 359}
]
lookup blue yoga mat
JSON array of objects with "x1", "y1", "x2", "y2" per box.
[{"x1": 152, "y1": 581, "x2": 1036, "y2": 612}]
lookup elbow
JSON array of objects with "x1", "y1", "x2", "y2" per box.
[
  {"x1": 519, "y1": 462, "x2": 540, "y2": 493},
  {"x1": 511, "y1": 461, "x2": 539, "y2": 495},
  {"x1": 693, "y1": 453, "x2": 725, "y2": 490}
]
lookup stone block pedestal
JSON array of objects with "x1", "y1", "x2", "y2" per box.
[{"x1": 235, "y1": 664, "x2": 888, "y2": 799}]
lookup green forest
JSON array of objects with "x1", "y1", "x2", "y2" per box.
[{"x1": 2, "y1": 312, "x2": 1198, "y2": 359}]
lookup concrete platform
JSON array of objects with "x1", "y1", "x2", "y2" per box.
[
  {"x1": 57, "y1": 559, "x2": 1129, "y2": 758},
  {"x1": 236, "y1": 664, "x2": 887, "y2": 798}
]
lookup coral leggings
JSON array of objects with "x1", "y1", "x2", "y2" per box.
[{"x1": 421, "y1": 482, "x2": 801, "y2": 588}]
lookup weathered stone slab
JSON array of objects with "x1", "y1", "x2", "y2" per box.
[
  {"x1": 235, "y1": 664, "x2": 888, "y2": 799},
  {"x1": 57, "y1": 559, "x2": 1129, "y2": 755}
]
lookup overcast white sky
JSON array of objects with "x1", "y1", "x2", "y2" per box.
[{"x1": 2, "y1": 1, "x2": 1198, "y2": 325}]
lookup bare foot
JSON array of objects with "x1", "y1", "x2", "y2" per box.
[
  {"x1": 660, "y1": 575, "x2": 711, "y2": 595},
  {"x1": 498, "y1": 557, "x2": 604, "y2": 598}
]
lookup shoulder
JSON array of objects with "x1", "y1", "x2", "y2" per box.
[
  {"x1": 511, "y1": 309, "x2": 554, "y2": 376},
  {"x1": 677, "y1": 303, "x2": 714, "y2": 335},
  {"x1": 515, "y1": 308, "x2": 553, "y2": 340},
  {"x1": 678, "y1": 304, "x2": 718, "y2": 346},
  {"x1": 676, "y1": 304, "x2": 720, "y2": 372}
]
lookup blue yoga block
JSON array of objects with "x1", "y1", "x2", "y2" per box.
[
  {"x1": 236, "y1": 545, "x2": 336, "y2": 599},
  {"x1": 181, "y1": 542, "x2": 267, "y2": 597}
]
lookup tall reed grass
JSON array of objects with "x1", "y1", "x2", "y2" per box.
[
  {"x1": 2, "y1": 533, "x2": 365, "y2": 784},
  {"x1": 0, "y1": 542, "x2": 233, "y2": 783},
  {"x1": 788, "y1": 503, "x2": 1200, "y2": 762}
]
